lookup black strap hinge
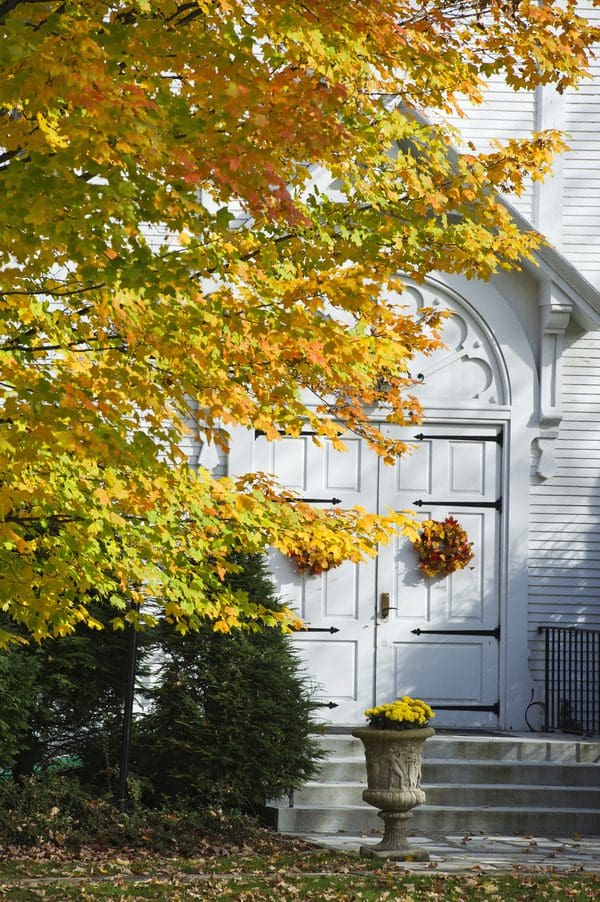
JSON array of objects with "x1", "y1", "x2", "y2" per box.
[
  {"x1": 414, "y1": 432, "x2": 503, "y2": 447},
  {"x1": 433, "y1": 702, "x2": 500, "y2": 716},
  {"x1": 413, "y1": 498, "x2": 502, "y2": 512},
  {"x1": 412, "y1": 626, "x2": 500, "y2": 640},
  {"x1": 283, "y1": 496, "x2": 342, "y2": 505},
  {"x1": 255, "y1": 428, "x2": 320, "y2": 438}
]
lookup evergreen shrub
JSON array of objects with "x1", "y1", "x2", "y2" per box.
[
  {"x1": 0, "y1": 607, "x2": 146, "y2": 786},
  {"x1": 0, "y1": 554, "x2": 323, "y2": 820},
  {"x1": 134, "y1": 553, "x2": 323, "y2": 812}
]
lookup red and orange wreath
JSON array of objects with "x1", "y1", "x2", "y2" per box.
[
  {"x1": 412, "y1": 516, "x2": 474, "y2": 578},
  {"x1": 288, "y1": 549, "x2": 343, "y2": 576}
]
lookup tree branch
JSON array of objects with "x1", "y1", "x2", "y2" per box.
[
  {"x1": 0, "y1": 0, "x2": 58, "y2": 21},
  {"x1": 0, "y1": 283, "x2": 105, "y2": 299}
]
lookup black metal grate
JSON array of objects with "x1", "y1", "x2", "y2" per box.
[{"x1": 538, "y1": 626, "x2": 600, "y2": 736}]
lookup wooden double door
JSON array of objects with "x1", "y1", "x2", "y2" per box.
[{"x1": 254, "y1": 423, "x2": 503, "y2": 730}]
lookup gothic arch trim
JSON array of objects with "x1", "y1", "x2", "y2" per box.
[{"x1": 395, "y1": 277, "x2": 512, "y2": 409}]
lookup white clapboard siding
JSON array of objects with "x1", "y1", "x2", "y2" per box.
[
  {"x1": 560, "y1": 1, "x2": 600, "y2": 288},
  {"x1": 528, "y1": 327, "x2": 600, "y2": 688},
  {"x1": 443, "y1": 74, "x2": 536, "y2": 221},
  {"x1": 440, "y1": 1, "x2": 600, "y2": 288}
]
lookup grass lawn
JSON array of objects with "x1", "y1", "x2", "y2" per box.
[{"x1": 0, "y1": 848, "x2": 598, "y2": 900}]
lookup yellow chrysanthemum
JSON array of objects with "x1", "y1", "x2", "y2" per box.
[{"x1": 364, "y1": 696, "x2": 435, "y2": 731}]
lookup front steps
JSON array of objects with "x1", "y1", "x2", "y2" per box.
[{"x1": 269, "y1": 732, "x2": 600, "y2": 836}]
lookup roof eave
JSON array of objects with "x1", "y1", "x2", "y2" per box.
[
  {"x1": 502, "y1": 196, "x2": 600, "y2": 330},
  {"x1": 404, "y1": 105, "x2": 600, "y2": 329}
]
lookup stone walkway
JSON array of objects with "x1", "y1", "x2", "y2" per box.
[{"x1": 295, "y1": 831, "x2": 600, "y2": 873}]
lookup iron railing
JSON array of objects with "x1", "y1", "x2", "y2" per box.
[{"x1": 538, "y1": 625, "x2": 600, "y2": 736}]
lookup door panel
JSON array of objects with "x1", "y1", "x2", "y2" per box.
[
  {"x1": 390, "y1": 638, "x2": 496, "y2": 701},
  {"x1": 376, "y1": 424, "x2": 502, "y2": 729},
  {"x1": 253, "y1": 433, "x2": 378, "y2": 725}
]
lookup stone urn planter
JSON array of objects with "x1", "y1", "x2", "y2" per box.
[{"x1": 352, "y1": 726, "x2": 434, "y2": 860}]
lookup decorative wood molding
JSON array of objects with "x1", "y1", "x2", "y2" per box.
[
  {"x1": 532, "y1": 85, "x2": 566, "y2": 248},
  {"x1": 535, "y1": 279, "x2": 573, "y2": 479},
  {"x1": 400, "y1": 282, "x2": 507, "y2": 406}
]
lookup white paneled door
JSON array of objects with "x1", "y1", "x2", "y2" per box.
[
  {"x1": 253, "y1": 432, "x2": 379, "y2": 725},
  {"x1": 375, "y1": 424, "x2": 502, "y2": 730},
  {"x1": 251, "y1": 423, "x2": 502, "y2": 729}
]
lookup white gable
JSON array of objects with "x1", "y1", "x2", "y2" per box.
[{"x1": 443, "y1": 0, "x2": 600, "y2": 291}]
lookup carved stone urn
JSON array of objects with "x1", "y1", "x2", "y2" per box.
[{"x1": 352, "y1": 726, "x2": 434, "y2": 860}]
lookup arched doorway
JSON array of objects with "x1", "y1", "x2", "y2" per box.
[
  {"x1": 229, "y1": 274, "x2": 542, "y2": 730},
  {"x1": 253, "y1": 279, "x2": 512, "y2": 729}
]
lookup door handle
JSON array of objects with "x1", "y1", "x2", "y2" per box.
[{"x1": 380, "y1": 592, "x2": 397, "y2": 619}]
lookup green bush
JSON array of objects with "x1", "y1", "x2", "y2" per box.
[
  {"x1": 0, "y1": 646, "x2": 41, "y2": 774},
  {"x1": 0, "y1": 773, "x2": 258, "y2": 853},
  {"x1": 0, "y1": 555, "x2": 322, "y2": 818},
  {"x1": 134, "y1": 554, "x2": 323, "y2": 812},
  {"x1": 0, "y1": 773, "x2": 93, "y2": 848},
  {"x1": 0, "y1": 607, "x2": 148, "y2": 785}
]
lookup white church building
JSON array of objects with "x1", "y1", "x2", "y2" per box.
[{"x1": 215, "y1": 2, "x2": 600, "y2": 736}]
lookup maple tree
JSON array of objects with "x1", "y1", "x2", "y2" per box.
[{"x1": 0, "y1": 0, "x2": 598, "y2": 643}]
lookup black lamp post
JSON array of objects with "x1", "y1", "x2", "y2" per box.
[{"x1": 118, "y1": 616, "x2": 138, "y2": 812}]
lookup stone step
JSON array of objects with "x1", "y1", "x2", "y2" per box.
[
  {"x1": 423, "y1": 737, "x2": 600, "y2": 764},
  {"x1": 274, "y1": 802, "x2": 600, "y2": 836},
  {"x1": 423, "y1": 760, "x2": 600, "y2": 786},
  {"x1": 316, "y1": 757, "x2": 600, "y2": 786},
  {"x1": 291, "y1": 781, "x2": 600, "y2": 809},
  {"x1": 271, "y1": 733, "x2": 600, "y2": 838},
  {"x1": 317, "y1": 733, "x2": 600, "y2": 764}
]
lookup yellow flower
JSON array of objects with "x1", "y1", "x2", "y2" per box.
[{"x1": 364, "y1": 696, "x2": 435, "y2": 730}]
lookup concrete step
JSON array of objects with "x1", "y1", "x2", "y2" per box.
[
  {"x1": 318, "y1": 733, "x2": 600, "y2": 764},
  {"x1": 423, "y1": 783, "x2": 600, "y2": 808},
  {"x1": 423, "y1": 759, "x2": 600, "y2": 786},
  {"x1": 274, "y1": 803, "x2": 379, "y2": 835},
  {"x1": 423, "y1": 736, "x2": 600, "y2": 764},
  {"x1": 269, "y1": 732, "x2": 600, "y2": 837},
  {"x1": 316, "y1": 757, "x2": 600, "y2": 786},
  {"x1": 274, "y1": 802, "x2": 600, "y2": 836},
  {"x1": 291, "y1": 780, "x2": 600, "y2": 809}
]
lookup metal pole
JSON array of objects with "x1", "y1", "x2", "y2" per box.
[{"x1": 118, "y1": 618, "x2": 138, "y2": 812}]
